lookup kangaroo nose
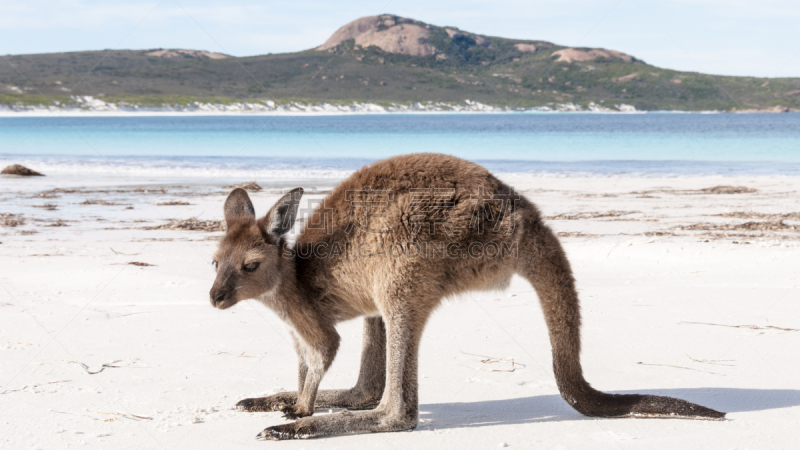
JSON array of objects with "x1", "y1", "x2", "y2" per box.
[{"x1": 210, "y1": 289, "x2": 225, "y2": 307}]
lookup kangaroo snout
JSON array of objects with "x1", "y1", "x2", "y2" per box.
[
  {"x1": 210, "y1": 261, "x2": 241, "y2": 310},
  {"x1": 209, "y1": 287, "x2": 234, "y2": 309}
]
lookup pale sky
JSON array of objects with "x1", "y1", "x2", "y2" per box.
[{"x1": 1, "y1": 0, "x2": 799, "y2": 77}]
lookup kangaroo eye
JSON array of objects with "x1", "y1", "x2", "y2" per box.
[
  {"x1": 212, "y1": 260, "x2": 218, "y2": 269},
  {"x1": 243, "y1": 262, "x2": 259, "y2": 272}
]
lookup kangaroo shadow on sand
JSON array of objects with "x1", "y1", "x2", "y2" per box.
[{"x1": 418, "y1": 388, "x2": 800, "y2": 429}]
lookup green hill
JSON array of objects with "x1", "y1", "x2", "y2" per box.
[{"x1": 2, "y1": 14, "x2": 799, "y2": 112}]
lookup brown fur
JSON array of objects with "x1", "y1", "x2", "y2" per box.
[{"x1": 209, "y1": 153, "x2": 724, "y2": 440}]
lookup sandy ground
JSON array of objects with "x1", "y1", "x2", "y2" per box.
[{"x1": 1, "y1": 174, "x2": 799, "y2": 449}]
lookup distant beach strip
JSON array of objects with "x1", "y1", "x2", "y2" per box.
[{"x1": 0, "y1": 97, "x2": 637, "y2": 116}]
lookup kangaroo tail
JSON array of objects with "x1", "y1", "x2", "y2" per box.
[{"x1": 517, "y1": 217, "x2": 724, "y2": 420}]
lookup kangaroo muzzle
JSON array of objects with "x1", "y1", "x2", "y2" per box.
[{"x1": 210, "y1": 266, "x2": 238, "y2": 309}]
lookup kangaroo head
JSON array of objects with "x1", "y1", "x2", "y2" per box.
[{"x1": 209, "y1": 187, "x2": 303, "y2": 309}]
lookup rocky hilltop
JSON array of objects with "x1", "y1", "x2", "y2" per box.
[
  {"x1": 318, "y1": 15, "x2": 635, "y2": 64},
  {"x1": 318, "y1": 16, "x2": 437, "y2": 56},
  {"x1": 1, "y1": 14, "x2": 799, "y2": 112}
]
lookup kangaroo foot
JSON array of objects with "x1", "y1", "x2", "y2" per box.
[
  {"x1": 256, "y1": 409, "x2": 416, "y2": 440},
  {"x1": 236, "y1": 392, "x2": 297, "y2": 412},
  {"x1": 257, "y1": 420, "x2": 316, "y2": 441},
  {"x1": 281, "y1": 404, "x2": 314, "y2": 420}
]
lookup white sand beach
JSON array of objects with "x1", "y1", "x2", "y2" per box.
[
  {"x1": 0, "y1": 97, "x2": 634, "y2": 117},
  {"x1": 2, "y1": 173, "x2": 799, "y2": 449}
]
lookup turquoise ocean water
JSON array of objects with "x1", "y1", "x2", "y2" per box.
[{"x1": 1, "y1": 113, "x2": 799, "y2": 181}]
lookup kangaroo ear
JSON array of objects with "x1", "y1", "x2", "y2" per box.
[
  {"x1": 259, "y1": 187, "x2": 304, "y2": 239},
  {"x1": 224, "y1": 188, "x2": 256, "y2": 227}
]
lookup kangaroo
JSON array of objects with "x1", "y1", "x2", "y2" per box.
[{"x1": 209, "y1": 153, "x2": 724, "y2": 440}]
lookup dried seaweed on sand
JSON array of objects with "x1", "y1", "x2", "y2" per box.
[
  {"x1": 716, "y1": 211, "x2": 800, "y2": 221},
  {"x1": 225, "y1": 181, "x2": 262, "y2": 192},
  {"x1": 556, "y1": 231, "x2": 599, "y2": 238},
  {"x1": 157, "y1": 201, "x2": 192, "y2": 206},
  {"x1": 546, "y1": 210, "x2": 639, "y2": 220},
  {"x1": 0, "y1": 213, "x2": 24, "y2": 227},
  {"x1": 675, "y1": 220, "x2": 797, "y2": 232},
  {"x1": 78, "y1": 199, "x2": 127, "y2": 206},
  {"x1": 143, "y1": 218, "x2": 225, "y2": 232},
  {"x1": 32, "y1": 203, "x2": 59, "y2": 210},
  {"x1": 698, "y1": 186, "x2": 757, "y2": 194},
  {"x1": 629, "y1": 186, "x2": 757, "y2": 196}
]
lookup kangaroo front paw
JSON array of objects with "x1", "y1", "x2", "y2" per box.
[
  {"x1": 236, "y1": 393, "x2": 296, "y2": 412},
  {"x1": 281, "y1": 404, "x2": 314, "y2": 420},
  {"x1": 256, "y1": 421, "x2": 316, "y2": 440}
]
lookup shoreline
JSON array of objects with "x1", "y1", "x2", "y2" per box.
[
  {"x1": 4, "y1": 109, "x2": 795, "y2": 118},
  {"x1": 3, "y1": 97, "x2": 795, "y2": 117},
  {"x1": 7, "y1": 167, "x2": 800, "y2": 182},
  {"x1": 6, "y1": 156, "x2": 800, "y2": 180}
]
